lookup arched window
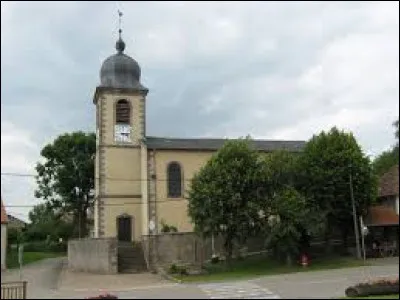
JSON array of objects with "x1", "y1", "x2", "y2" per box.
[
  {"x1": 167, "y1": 162, "x2": 182, "y2": 198},
  {"x1": 115, "y1": 99, "x2": 131, "y2": 124}
]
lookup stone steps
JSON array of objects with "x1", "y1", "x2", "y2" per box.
[
  {"x1": 118, "y1": 257, "x2": 147, "y2": 266},
  {"x1": 117, "y1": 242, "x2": 147, "y2": 274}
]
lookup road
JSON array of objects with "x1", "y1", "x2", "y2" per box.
[
  {"x1": 1, "y1": 257, "x2": 64, "y2": 299},
  {"x1": 1, "y1": 257, "x2": 398, "y2": 299},
  {"x1": 250, "y1": 261, "x2": 399, "y2": 299}
]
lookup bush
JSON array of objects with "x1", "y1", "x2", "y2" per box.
[
  {"x1": 169, "y1": 263, "x2": 178, "y2": 274},
  {"x1": 169, "y1": 226, "x2": 178, "y2": 232},
  {"x1": 160, "y1": 220, "x2": 178, "y2": 233},
  {"x1": 168, "y1": 263, "x2": 188, "y2": 275},
  {"x1": 179, "y1": 266, "x2": 188, "y2": 275},
  {"x1": 7, "y1": 228, "x2": 24, "y2": 247}
]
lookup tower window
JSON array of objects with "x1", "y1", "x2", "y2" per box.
[
  {"x1": 167, "y1": 162, "x2": 182, "y2": 198},
  {"x1": 116, "y1": 99, "x2": 131, "y2": 124}
]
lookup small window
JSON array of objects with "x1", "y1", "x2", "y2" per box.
[
  {"x1": 116, "y1": 99, "x2": 130, "y2": 124},
  {"x1": 167, "y1": 162, "x2": 182, "y2": 198}
]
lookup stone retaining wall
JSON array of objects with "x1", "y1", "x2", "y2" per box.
[
  {"x1": 142, "y1": 232, "x2": 267, "y2": 269},
  {"x1": 68, "y1": 238, "x2": 118, "y2": 274}
]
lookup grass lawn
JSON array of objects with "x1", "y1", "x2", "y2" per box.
[
  {"x1": 6, "y1": 250, "x2": 66, "y2": 269},
  {"x1": 173, "y1": 254, "x2": 368, "y2": 282},
  {"x1": 342, "y1": 295, "x2": 399, "y2": 299}
]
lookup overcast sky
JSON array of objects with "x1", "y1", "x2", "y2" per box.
[{"x1": 1, "y1": 1, "x2": 399, "y2": 222}]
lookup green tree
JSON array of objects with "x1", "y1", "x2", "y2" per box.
[
  {"x1": 262, "y1": 150, "x2": 299, "y2": 191},
  {"x1": 28, "y1": 202, "x2": 54, "y2": 225},
  {"x1": 187, "y1": 138, "x2": 265, "y2": 263},
  {"x1": 7, "y1": 227, "x2": 24, "y2": 248},
  {"x1": 372, "y1": 119, "x2": 399, "y2": 176},
  {"x1": 260, "y1": 151, "x2": 324, "y2": 265},
  {"x1": 25, "y1": 203, "x2": 74, "y2": 242},
  {"x1": 372, "y1": 148, "x2": 399, "y2": 176},
  {"x1": 25, "y1": 203, "x2": 55, "y2": 241},
  {"x1": 298, "y1": 127, "x2": 377, "y2": 250},
  {"x1": 34, "y1": 131, "x2": 95, "y2": 238},
  {"x1": 264, "y1": 188, "x2": 312, "y2": 266}
]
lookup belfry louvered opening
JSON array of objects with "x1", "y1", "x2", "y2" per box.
[{"x1": 116, "y1": 99, "x2": 131, "y2": 124}]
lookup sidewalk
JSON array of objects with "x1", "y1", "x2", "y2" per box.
[{"x1": 57, "y1": 268, "x2": 171, "y2": 292}]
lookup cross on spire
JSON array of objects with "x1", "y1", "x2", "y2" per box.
[
  {"x1": 118, "y1": 9, "x2": 123, "y2": 39},
  {"x1": 115, "y1": 8, "x2": 125, "y2": 53}
]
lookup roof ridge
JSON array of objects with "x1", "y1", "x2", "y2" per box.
[{"x1": 145, "y1": 135, "x2": 306, "y2": 143}]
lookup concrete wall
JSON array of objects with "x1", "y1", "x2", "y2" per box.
[
  {"x1": 154, "y1": 233, "x2": 202, "y2": 267},
  {"x1": 68, "y1": 238, "x2": 118, "y2": 274},
  {"x1": 143, "y1": 232, "x2": 267, "y2": 268},
  {"x1": 1, "y1": 224, "x2": 6, "y2": 270},
  {"x1": 143, "y1": 232, "x2": 358, "y2": 270}
]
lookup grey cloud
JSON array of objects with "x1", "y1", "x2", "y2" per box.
[{"x1": 1, "y1": 1, "x2": 398, "y2": 220}]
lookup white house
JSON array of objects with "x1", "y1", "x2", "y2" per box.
[{"x1": 1, "y1": 198, "x2": 8, "y2": 270}]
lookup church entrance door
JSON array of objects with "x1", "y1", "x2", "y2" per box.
[{"x1": 117, "y1": 215, "x2": 132, "y2": 242}]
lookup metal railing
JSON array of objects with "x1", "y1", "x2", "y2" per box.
[{"x1": 1, "y1": 281, "x2": 27, "y2": 299}]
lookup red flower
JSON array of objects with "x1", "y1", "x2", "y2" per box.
[{"x1": 86, "y1": 293, "x2": 118, "y2": 299}]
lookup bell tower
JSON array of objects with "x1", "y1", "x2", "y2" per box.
[{"x1": 93, "y1": 12, "x2": 149, "y2": 241}]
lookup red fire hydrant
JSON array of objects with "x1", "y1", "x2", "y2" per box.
[{"x1": 300, "y1": 253, "x2": 309, "y2": 267}]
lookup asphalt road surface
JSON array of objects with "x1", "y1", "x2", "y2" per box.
[{"x1": 1, "y1": 257, "x2": 398, "y2": 299}]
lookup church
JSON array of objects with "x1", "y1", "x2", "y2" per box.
[{"x1": 93, "y1": 31, "x2": 306, "y2": 242}]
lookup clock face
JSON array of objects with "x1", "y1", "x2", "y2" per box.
[{"x1": 115, "y1": 124, "x2": 131, "y2": 143}]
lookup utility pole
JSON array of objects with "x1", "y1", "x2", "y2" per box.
[
  {"x1": 359, "y1": 216, "x2": 367, "y2": 263},
  {"x1": 349, "y1": 170, "x2": 362, "y2": 259}
]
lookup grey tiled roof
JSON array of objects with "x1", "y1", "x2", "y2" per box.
[{"x1": 145, "y1": 136, "x2": 306, "y2": 152}]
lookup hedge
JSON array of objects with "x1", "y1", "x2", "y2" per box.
[{"x1": 22, "y1": 240, "x2": 67, "y2": 253}]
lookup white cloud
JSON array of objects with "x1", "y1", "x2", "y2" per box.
[
  {"x1": 1, "y1": 121, "x2": 41, "y2": 221},
  {"x1": 1, "y1": 121, "x2": 39, "y2": 173},
  {"x1": 198, "y1": 2, "x2": 398, "y2": 155}
]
